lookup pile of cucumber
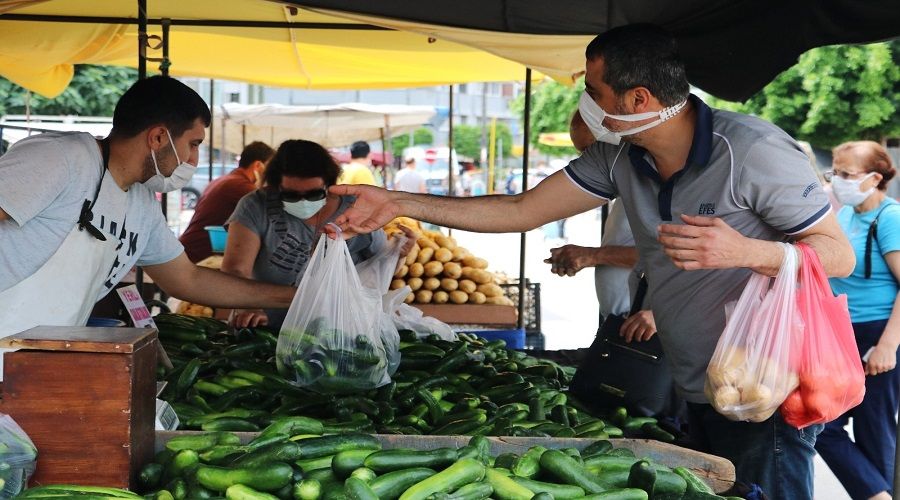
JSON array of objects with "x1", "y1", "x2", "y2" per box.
[
  {"x1": 155, "y1": 314, "x2": 676, "y2": 442},
  {"x1": 132, "y1": 423, "x2": 738, "y2": 500}
]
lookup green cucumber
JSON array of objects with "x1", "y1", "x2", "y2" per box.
[
  {"x1": 201, "y1": 417, "x2": 260, "y2": 432},
  {"x1": 538, "y1": 449, "x2": 605, "y2": 494},
  {"x1": 627, "y1": 461, "x2": 656, "y2": 498},
  {"x1": 226, "y1": 484, "x2": 280, "y2": 500},
  {"x1": 294, "y1": 479, "x2": 322, "y2": 500},
  {"x1": 369, "y1": 468, "x2": 436, "y2": 500},
  {"x1": 196, "y1": 462, "x2": 293, "y2": 492},
  {"x1": 482, "y1": 467, "x2": 533, "y2": 500},
  {"x1": 399, "y1": 458, "x2": 486, "y2": 500},
  {"x1": 344, "y1": 477, "x2": 379, "y2": 500},
  {"x1": 511, "y1": 477, "x2": 585, "y2": 499},
  {"x1": 261, "y1": 417, "x2": 325, "y2": 438},
  {"x1": 332, "y1": 449, "x2": 378, "y2": 479},
  {"x1": 510, "y1": 446, "x2": 545, "y2": 479},
  {"x1": 294, "y1": 433, "x2": 381, "y2": 459},
  {"x1": 350, "y1": 467, "x2": 377, "y2": 483},
  {"x1": 365, "y1": 448, "x2": 458, "y2": 473},
  {"x1": 580, "y1": 489, "x2": 649, "y2": 500},
  {"x1": 430, "y1": 481, "x2": 493, "y2": 500},
  {"x1": 296, "y1": 455, "x2": 335, "y2": 473},
  {"x1": 673, "y1": 467, "x2": 714, "y2": 494},
  {"x1": 581, "y1": 440, "x2": 613, "y2": 458}
]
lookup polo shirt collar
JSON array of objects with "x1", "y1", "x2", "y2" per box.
[{"x1": 626, "y1": 94, "x2": 714, "y2": 182}]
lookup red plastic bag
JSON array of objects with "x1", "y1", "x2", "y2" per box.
[{"x1": 780, "y1": 243, "x2": 865, "y2": 428}]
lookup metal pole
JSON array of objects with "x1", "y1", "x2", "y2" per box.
[
  {"x1": 383, "y1": 115, "x2": 392, "y2": 187},
  {"x1": 208, "y1": 79, "x2": 214, "y2": 181},
  {"x1": 517, "y1": 69, "x2": 532, "y2": 332},
  {"x1": 159, "y1": 18, "x2": 171, "y2": 221},
  {"x1": 447, "y1": 85, "x2": 455, "y2": 237},
  {"x1": 136, "y1": 0, "x2": 148, "y2": 295}
]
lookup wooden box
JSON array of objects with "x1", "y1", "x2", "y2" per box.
[
  {"x1": 0, "y1": 327, "x2": 158, "y2": 488},
  {"x1": 412, "y1": 304, "x2": 517, "y2": 326}
]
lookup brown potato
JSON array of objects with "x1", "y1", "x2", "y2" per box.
[
  {"x1": 434, "y1": 248, "x2": 453, "y2": 263},
  {"x1": 416, "y1": 247, "x2": 435, "y2": 264},
  {"x1": 443, "y1": 262, "x2": 462, "y2": 279},
  {"x1": 415, "y1": 289, "x2": 433, "y2": 304},
  {"x1": 405, "y1": 293, "x2": 415, "y2": 304},
  {"x1": 440, "y1": 278, "x2": 459, "y2": 292},
  {"x1": 417, "y1": 237, "x2": 440, "y2": 251},
  {"x1": 435, "y1": 235, "x2": 457, "y2": 250},
  {"x1": 408, "y1": 262, "x2": 425, "y2": 278},
  {"x1": 458, "y1": 279, "x2": 477, "y2": 294},
  {"x1": 462, "y1": 256, "x2": 489, "y2": 269},
  {"x1": 468, "y1": 291, "x2": 487, "y2": 304},
  {"x1": 390, "y1": 279, "x2": 406, "y2": 290},
  {"x1": 433, "y1": 291, "x2": 449, "y2": 304},
  {"x1": 394, "y1": 264, "x2": 409, "y2": 279},
  {"x1": 407, "y1": 277, "x2": 424, "y2": 291},
  {"x1": 485, "y1": 296, "x2": 512, "y2": 305},
  {"x1": 423, "y1": 261, "x2": 444, "y2": 277},
  {"x1": 451, "y1": 247, "x2": 470, "y2": 262},
  {"x1": 460, "y1": 266, "x2": 475, "y2": 279},
  {"x1": 449, "y1": 290, "x2": 469, "y2": 304},
  {"x1": 471, "y1": 269, "x2": 493, "y2": 284},
  {"x1": 476, "y1": 283, "x2": 503, "y2": 298},
  {"x1": 404, "y1": 244, "x2": 420, "y2": 266},
  {"x1": 423, "y1": 277, "x2": 441, "y2": 291}
]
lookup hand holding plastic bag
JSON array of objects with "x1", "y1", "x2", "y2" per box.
[
  {"x1": 0, "y1": 414, "x2": 37, "y2": 497},
  {"x1": 706, "y1": 242, "x2": 802, "y2": 422},
  {"x1": 780, "y1": 243, "x2": 865, "y2": 428},
  {"x1": 277, "y1": 230, "x2": 391, "y2": 393}
]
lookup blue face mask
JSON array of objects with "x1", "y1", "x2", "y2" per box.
[{"x1": 283, "y1": 198, "x2": 327, "y2": 220}]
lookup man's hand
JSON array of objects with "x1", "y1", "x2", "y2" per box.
[
  {"x1": 397, "y1": 225, "x2": 417, "y2": 257},
  {"x1": 620, "y1": 310, "x2": 657, "y2": 343},
  {"x1": 544, "y1": 245, "x2": 599, "y2": 276},
  {"x1": 329, "y1": 184, "x2": 401, "y2": 239},
  {"x1": 230, "y1": 309, "x2": 269, "y2": 328},
  {"x1": 866, "y1": 344, "x2": 897, "y2": 376},
  {"x1": 658, "y1": 214, "x2": 754, "y2": 271}
]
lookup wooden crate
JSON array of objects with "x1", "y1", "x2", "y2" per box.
[
  {"x1": 156, "y1": 432, "x2": 735, "y2": 493},
  {"x1": 412, "y1": 304, "x2": 517, "y2": 326},
  {"x1": 1, "y1": 327, "x2": 158, "y2": 488}
]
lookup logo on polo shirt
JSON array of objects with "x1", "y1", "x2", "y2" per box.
[
  {"x1": 802, "y1": 182, "x2": 819, "y2": 198},
  {"x1": 698, "y1": 202, "x2": 716, "y2": 215}
]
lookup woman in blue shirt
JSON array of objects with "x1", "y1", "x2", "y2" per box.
[{"x1": 816, "y1": 141, "x2": 900, "y2": 500}]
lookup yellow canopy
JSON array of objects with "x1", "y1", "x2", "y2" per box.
[
  {"x1": 0, "y1": 0, "x2": 541, "y2": 97},
  {"x1": 538, "y1": 133, "x2": 574, "y2": 148}
]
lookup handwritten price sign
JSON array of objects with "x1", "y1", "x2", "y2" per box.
[{"x1": 116, "y1": 285, "x2": 157, "y2": 328}]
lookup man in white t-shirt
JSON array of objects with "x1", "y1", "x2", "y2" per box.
[
  {"x1": 0, "y1": 76, "x2": 295, "y2": 334},
  {"x1": 393, "y1": 157, "x2": 426, "y2": 193}
]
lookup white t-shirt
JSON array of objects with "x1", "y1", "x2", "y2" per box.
[
  {"x1": 393, "y1": 168, "x2": 425, "y2": 193},
  {"x1": 0, "y1": 132, "x2": 184, "y2": 298},
  {"x1": 594, "y1": 200, "x2": 636, "y2": 318}
]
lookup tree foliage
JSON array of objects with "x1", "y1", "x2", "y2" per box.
[
  {"x1": 0, "y1": 65, "x2": 139, "y2": 116},
  {"x1": 390, "y1": 127, "x2": 434, "y2": 155},
  {"x1": 452, "y1": 122, "x2": 512, "y2": 162},
  {"x1": 704, "y1": 41, "x2": 899, "y2": 149},
  {"x1": 511, "y1": 77, "x2": 584, "y2": 157}
]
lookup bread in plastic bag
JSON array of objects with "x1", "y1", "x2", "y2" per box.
[
  {"x1": 0, "y1": 414, "x2": 37, "y2": 497},
  {"x1": 780, "y1": 243, "x2": 865, "y2": 428},
  {"x1": 276, "y1": 231, "x2": 392, "y2": 393},
  {"x1": 706, "y1": 242, "x2": 802, "y2": 422}
]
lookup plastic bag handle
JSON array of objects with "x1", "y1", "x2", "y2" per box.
[{"x1": 796, "y1": 243, "x2": 830, "y2": 291}]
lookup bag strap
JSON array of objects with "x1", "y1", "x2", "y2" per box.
[
  {"x1": 629, "y1": 274, "x2": 648, "y2": 315},
  {"x1": 865, "y1": 204, "x2": 892, "y2": 279}
]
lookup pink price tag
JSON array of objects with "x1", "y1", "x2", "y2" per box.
[{"x1": 116, "y1": 285, "x2": 157, "y2": 328}]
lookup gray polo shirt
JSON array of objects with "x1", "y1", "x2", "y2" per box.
[{"x1": 565, "y1": 95, "x2": 830, "y2": 403}]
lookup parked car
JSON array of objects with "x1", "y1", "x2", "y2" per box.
[{"x1": 183, "y1": 163, "x2": 236, "y2": 209}]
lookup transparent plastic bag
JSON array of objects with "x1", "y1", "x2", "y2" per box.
[
  {"x1": 705, "y1": 242, "x2": 802, "y2": 422},
  {"x1": 0, "y1": 414, "x2": 37, "y2": 497},
  {"x1": 780, "y1": 243, "x2": 865, "y2": 428},
  {"x1": 356, "y1": 236, "x2": 407, "y2": 376},
  {"x1": 391, "y1": 299, "x2": 457, "y2": 341},
  {"x1": 276, "y1": 231, "x2": 391, "y2": 393}
]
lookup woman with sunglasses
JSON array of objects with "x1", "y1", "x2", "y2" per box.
[
  {"x1": 815, "y1": 141, "x2": 900, "y2": 500},
  {"x1": 221, "y1": 139, "x2": 389, "y2": 329}
]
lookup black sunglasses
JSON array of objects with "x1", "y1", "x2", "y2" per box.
[{"x1": 280, "y1": 188, "x2": 327, "y2": 203}]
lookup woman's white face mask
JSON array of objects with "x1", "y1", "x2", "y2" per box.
[
  {"x1": 577, "y1": 91, "x2": 687, "y2": 145},
  {"x1": 831, "y1": 172, "x2": 877, "y2": 207}
]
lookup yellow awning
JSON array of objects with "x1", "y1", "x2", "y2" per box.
[
  {"x1": 0, "y1": 0, "x2": 542, "y2": 97},
  {"x1": 538, "y1": 133, "x2": 574, "y2": 148}
]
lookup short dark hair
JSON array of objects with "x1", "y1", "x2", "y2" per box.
[
  {"x1": 350, "y1": 141, "x2": 371, "y2": 159},
  {"x1": 264, "y1": 140, "x2": 342, "y2": 189},
  {"x1": 111, "y1": 76, "x2": 211, "y2": 138},
  {"x1": 238, "y1": 141, "x2": 275, "y2": 168},
  {"x1": 585, "y1": 24, "x2": 689, "y2": 107}
]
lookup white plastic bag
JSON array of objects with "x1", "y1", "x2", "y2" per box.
[
  {"x1": 276, "y1": 231, "x2": 391, "y2": 393},
  {"x1": 0, "y1": 414, "x2": 37, "y2": 497},
  {"x1": 355, "y1": 237, "x2": 406, "y2": 375},
  {"x1": 705, "y1": 242, "x2": 802, "y2": 422},
  {"x1": 392, "y1": 299, "x2": 457, "y2": 341}
]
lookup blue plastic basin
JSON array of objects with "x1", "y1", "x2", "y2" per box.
[
  {"x1": 205, "y1": 225, "x2": 228, "y2": 253},
  {"x1": 463, "y1": 328, "x2": 526, "y2": 349}
]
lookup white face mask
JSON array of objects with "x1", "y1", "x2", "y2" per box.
[
  {"x1": 577, "y1": 91, "x2": 688, "y2": 145},
  {"x1": 283, "y1": 198, "x2": 327, "y2": 220},
  {"x1": 831, "y1": 173, "x2": 876, "y2": 207},
  {"x1": 144, "y1": 129, "x2": 196, "y2": 192}
]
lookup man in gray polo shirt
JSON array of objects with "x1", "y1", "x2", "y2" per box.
[{"x1": 330, "y1": 24, "x2": 853, "y2": 498}]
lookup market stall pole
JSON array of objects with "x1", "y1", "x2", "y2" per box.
[
  {"x1": 0, "y1": 327, "x2": 158, "y2": 488},
  {"x1": 517, "y1": 68, "x2": 532, "y2": 331}
]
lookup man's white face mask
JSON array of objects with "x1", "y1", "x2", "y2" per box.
[
  {"x1": 577, "y1": 91, "x2": 688, "y2": 145},
  {"x1": 144, "y1": 129, "x2": 196, "y2": 193}
]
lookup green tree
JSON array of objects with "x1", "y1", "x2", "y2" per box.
[
  {"x1": 511, "y1": 77, "x2": 584, "y2": 156},
  {"x1": 390, "y1": 127, "x2": 434, "y2": 155},
  {"x1": 705, "y1": 41, "x2": 899, "y2": 149},
  {"x1": 451, "y1": 122, "x2": 512, "y2": 162},
  {"x1": 0, "y1": 65, "x2": 138, "y2": 116}
]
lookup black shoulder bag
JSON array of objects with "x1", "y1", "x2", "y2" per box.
[
  {"x1": 864, "y1": 204, "x2": 893, "y2": 279},
  {"x1": 569, "y1": 276, "x2": 675, "y2": 417}
]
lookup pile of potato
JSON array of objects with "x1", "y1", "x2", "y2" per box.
[
  {"x1": 176, "y1": 301, "x2": 215, "y2": 318},
  {"x1": 385, "y1": 218, "x2": 515, "y2": 306},
  {"x1": 706, "y1": 346, "x2": 799, "y2": 423}
]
